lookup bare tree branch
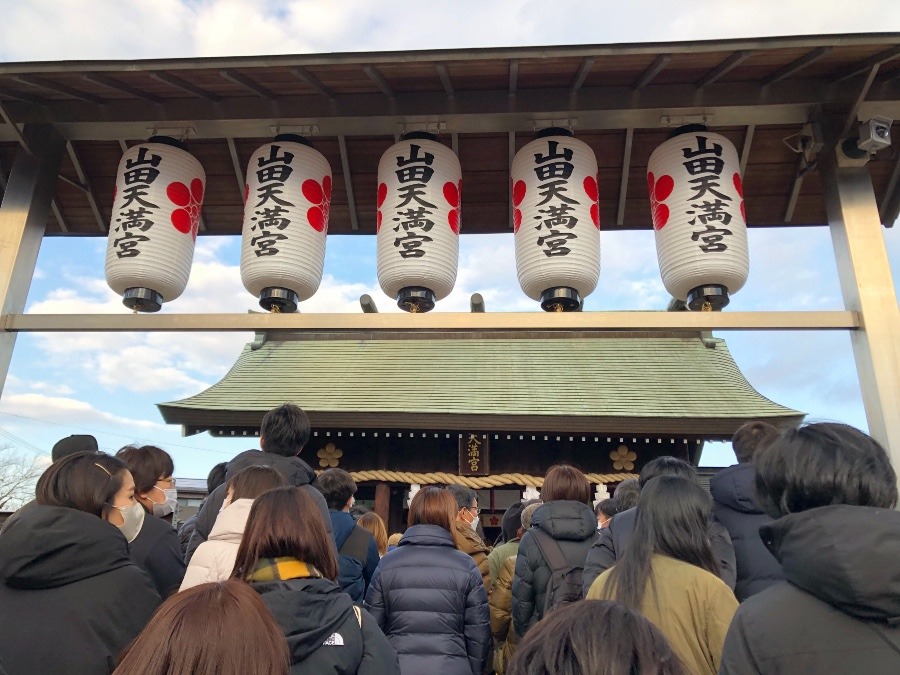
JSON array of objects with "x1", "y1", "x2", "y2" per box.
[{"x1": 0, "y1": 446, "x2": 48, "y2": 510}]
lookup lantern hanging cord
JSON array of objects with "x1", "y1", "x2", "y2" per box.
[{"x1": 270, "y1": 304, "x2": 281, "y2": 314}]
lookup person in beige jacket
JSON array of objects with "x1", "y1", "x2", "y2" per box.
[
  {"x1": 490, "y1": 502, "x2": 541, "y2": 674},
  {"x1": 180, "y1": 466, "x2": 286, "y2": 590},
  {"x1": 449, "y1": 484, "x2": 492, "y2": 592},
  {"x1": 587, "y1": 476, "x2": 738, "y2": 675}
]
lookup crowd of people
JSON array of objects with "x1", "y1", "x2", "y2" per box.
[{"x1": 0, "y1": 403, "x2": 898, "y2": 674}]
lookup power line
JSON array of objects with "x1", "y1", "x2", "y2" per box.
[
  {"x1": 0, "y1": 427, "x2": 49, "y2": 457},
  {"x1": 0, "y1": 411, "x2": 236, "y2": 456}
]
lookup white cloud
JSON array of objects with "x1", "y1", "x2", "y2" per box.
[
  {"x1": 1, "y1": 1, "x2": 897, "y2": 62},
  {"x1": 0, "y1": 392, "x2": 167, "y2": 431}
]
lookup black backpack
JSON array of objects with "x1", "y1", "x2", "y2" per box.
[
  {"x1": 531, "y1": 528, "x2": 585, "y2": 616},
  {"x1": 336, "y1": 526, "x2": 370, "y2": 603}
]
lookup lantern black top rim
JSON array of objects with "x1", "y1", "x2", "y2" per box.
[
  {"x1": 667, "y1": 124, "x2": 709, "y2": 139},
  {"x1": 399, "y1": 131, "x2": 438, "y2": 142},
  {"x1": 536, "y1": 127, "x2": 574, "y2": 139},
  {"x1": 147, "y1": 135, "x2": 188, "y2": 150},
  {"x1": 274, "y1": 133, "x2": 312, "y2": 146}
]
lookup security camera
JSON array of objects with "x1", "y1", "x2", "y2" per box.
[{"x1": 857, "y1": 117, "x2": 892, "y2": 153}]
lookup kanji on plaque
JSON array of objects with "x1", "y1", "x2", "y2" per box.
[{"x1": 458, "y1": 434, "x2": 490, "y2": 476}]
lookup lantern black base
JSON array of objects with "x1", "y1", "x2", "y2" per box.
[
  {"x1": 397, "y1": 287, "x2": 435, "y2": 313},
  {"x1": 687, "y1": 285, "x2": 730, "y2": 311},
  {"x1": 259, "y1": 287, "x2": 299, "y2": 313},
  {"x1": 540, "y1": 287, "x2": 581, "y2": 312},
  {"x1": 123, "y1": 287, "x2": 163, "y2": 313}
]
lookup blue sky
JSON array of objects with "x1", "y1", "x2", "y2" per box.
[{"x1": 1, "y1": 1, "x2": 899, "y2": 486}]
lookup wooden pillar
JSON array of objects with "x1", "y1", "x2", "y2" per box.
[
  {"x1": 821, "y1": 140, "x2": 900, "y2": 475},
  {"x1": 374, "y1": 481, "x2": 390, "y2": 525},
  {"x1": 0, "y1": 124, "x2": 66, "y2": 397}
]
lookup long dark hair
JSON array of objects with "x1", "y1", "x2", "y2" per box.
[
  {"x1": 231, "y1": 487, "x2": 338, "y2": 581},
  {"x1": 599, "y1": 476, "x2": 718, "y2": 610},
  {"x1": 508, "y1": 599, "x2": 687, "y2": 675}
]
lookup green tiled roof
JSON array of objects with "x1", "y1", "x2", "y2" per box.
[{"x1": 159, "y1": 333, "x2": 802, "y2": 438}]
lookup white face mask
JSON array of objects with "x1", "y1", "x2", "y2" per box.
[
  {"x1": 114, "y1": 502, "x2": 145, "y2": 543},
  {"x1": 150, "y1": 486, "x2": 178, "y2": 518},
  {"x1": 463, "y1": 508, "x2": 479, "y2": 532}
]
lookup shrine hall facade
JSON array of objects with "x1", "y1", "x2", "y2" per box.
[{"x1": 159, "y1": 329, "x2": 802, "y2": 533}]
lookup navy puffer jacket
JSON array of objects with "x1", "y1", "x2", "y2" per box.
[
  {"x1": 710, "y1": 462, "x2": 784, "y2": 601},
  {"x1": 364, "y1": 524, "x2": 491, "y2": 675}
]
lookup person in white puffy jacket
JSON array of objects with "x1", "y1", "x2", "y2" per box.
[{"x1": 180, "y1": 466, "x2": 286, "y2": 590}]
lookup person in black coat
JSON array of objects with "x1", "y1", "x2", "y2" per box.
[
  {"x1": 117, "y1": 444, "x2": 186, "y2": 596},
  {"x1": 581, "y1": 457, "x2": 736, "y2": 595},
  {"x1": 0, "y1": 452, "x2": 160, "y2": 675},
  {"x1": 318, "y1": 469, "x2": 380, "y2": 602},
  {"x1": 234, "y1": 486, "x2": 398, "y2": 674},
  {"x1": 721, "y1": 422, "x2": 900, "y2": 674},
  {"x1": 710, "y1": 421, "x2": 784, "y2": 601},
  {"x1": 365, "y1": 486, "x2": 491, "y2": 675},
  {"x1": 186, "y1": 404, "x2": 332, "y2": 563},
  {"x1": 512, "y1": 466, "x2": 599, "y2": 636}
]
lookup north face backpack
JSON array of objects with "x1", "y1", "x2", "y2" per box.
[
  {"x1": 336, "y1": 526, "x2": 370, "y2": 602},
  {"x1": 531, "y1": 528, "x2": 585, "y2": 616}
]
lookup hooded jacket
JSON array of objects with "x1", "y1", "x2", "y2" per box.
[
  {"x1": 180, "y1": 498, "x2": 253, "y2": 590},
  {"x1": 185, "y1": 450, "x2": 332, "y2": 563},
  {"x1": 0, "y1": 505, "x2": 160, "y2": 675},
  {"x1": 253, "y1": 575, "x2": 399, "y2": 674},
  {"x1": 364, "y1": 524, "x2": 492, "y2": 675},
  {"x1": 582, "y1": 507, "x2": 737, "y2": 594},
  {"x1": 511, "y1": 500, "x2": 598, "y2": 636},
  {"x1": 710, "y1": 463, "x2": 784, "y2": 601},
  {"x1": 720, "y1": 505, "x2": 900, "y2": 674}
]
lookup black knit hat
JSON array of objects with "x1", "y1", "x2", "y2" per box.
[
  {"x1": 51, "y1": 434, "x2": 99, "y2": 461},
  {"x1": 500, "y1": 501, "x2": 525, "y2": 542}
]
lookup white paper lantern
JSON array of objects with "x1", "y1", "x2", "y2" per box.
[
  {"x1": 376, "y1": 133, "x2": 461, "y2": 312},
  {"x1": 512, "y1": 128, "x2": 601, "y2": 311},
  {"x1": 105, "y1": 137, "x2": 205, "y2": 312},
  {"x1": 647, "y1": 126, "x2": 749, "y2": 310},
  {"x1": 239, "y1": 135, "x2": 332, "y2": 312}
]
